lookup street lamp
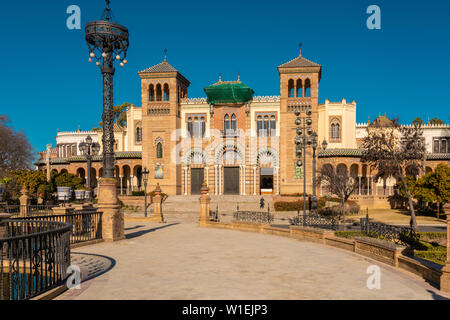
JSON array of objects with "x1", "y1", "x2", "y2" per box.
[
  {"x1": 79, "y1": 135, "x2": 101, "y2": 202},
  {"x1": 294, "y1": 107, "x2": 319, "y2": 221},
  {"x1": 142, "y1": 168, "x2": 150, "y2": 217},
  {"x1": 85, "y1": 0, "x2": 129, "y2": 179}
]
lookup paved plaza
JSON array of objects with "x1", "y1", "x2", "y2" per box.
[{"x1": 55, "y1": 213, "x2": 450, "y2": 300}]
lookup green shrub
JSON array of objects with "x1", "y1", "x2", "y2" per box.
[
  {"x1": 415, "y1": 250, "x2": 446, "y2": 265},
  {"x1": 274, "y1": 200, "x2": 309, "y2": 211},
  {"x1": 334, "y1": 231, "x2": 364, "y2": 238},
  {"x1": 131, "y1": 191, "x2": 145, "y2": 196}
]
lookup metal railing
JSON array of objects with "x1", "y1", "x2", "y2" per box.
[
  {"x1": 0, "y1": 205, "x2": 58, "y2": 217},
  {"x1": 360, "y1": 217, "x2": 414, "y2": 245},
  {"x1": 233, "y1": 211, "x2": 274, "y2": 224},
  {"x1": 19, "y1": 211, "x2": 103, "y2": 246},
  {"x1": 1, "y1": 219, "x2": 71, "y2": 300},
  {"x1": 289, "y1": 214, "x2": 338, "y2": 230}
]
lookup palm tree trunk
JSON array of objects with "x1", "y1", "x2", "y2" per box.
[{"x1": 399, "y1": 174, "x2": 418, "y2": 231}]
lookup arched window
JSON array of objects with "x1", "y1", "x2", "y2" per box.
[
  {"x1": 193, "y1": 117, "x2": 200, "y2": 138},
  {"x1": 231, "y1": 114, "x2": 237, "y2": 131},
  {"x1": 149, "y1": 84, "x2": 155, "y2": 101},
  {"x1": 156, "y1": 84, "x2": 162, "y2": 101},
  {"x1": 263, "y1": 115, "x2": 269, "y2": 136},
  {"x1": 136, "y1": 126, "x2": 142, "y2": 143},
  {"x1": 187, "y1": 117, "x2": 193, "y2": 137},
  {"x1": 163, "y1": 83, "x2": 170, "y2": 101},
  {"x1": 288, "y1": 79, "x2": 294, "y2": 98},
  {"x1": 224, "y1": 114, "x2": 230, "y2": 132},
  {"x1": 270, "y1": 115, "x2": 276, "y2": 136},
  {"x1": 257, "y1": 115, "x2": 263, "y2": 136},
  {"x1": 330, "y1": 119, "x2": 341, "y2": 141},
  {"x1": 296, "y1": 79, "x2": 303, "y2": 97},
  {"x1": 156, "y1": 142, "x2": 163, "y2": 159},
  {"x1": 201, "y1": 116, "x2": 206, "y2": 138},
  {"x1": 304, "y1": 79, "x2": 311, "y2": 97}
]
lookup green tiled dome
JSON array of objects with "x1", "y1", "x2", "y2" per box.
[{"x1": 204, "y1": 81, "x2": 254, "y2": 105}]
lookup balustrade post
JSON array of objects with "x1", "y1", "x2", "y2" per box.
[
  {"x1": 150, "y1": 183, "x2": 165, "y2": 223},
  {"x1": 199, "y1": 181, "x2": 211, "y2": 226}
]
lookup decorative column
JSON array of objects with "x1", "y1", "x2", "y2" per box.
[
  {"x1": 19, "y1": 187, "x2": 30, "y2": 218},
  {"x1": 440, "y1": 203, "x2": 450, "y2": 293},
  {"x1": 150, "y1": 183, "x2": 165, "y2": 223},
  {"x1": 98, "y1": 177, "x2": 124, "y2": 241},
  {"x1": 119, "y1": 176, "x2": 124, "y2": 196},
  {"x1": 358, "y1": 176, "x2": 362, "y2": 195},
  {"x1": 199, "y1": 181, "x2": 211, "y2": 227},
  {"x1": 130, "y1": 175, "x2": 134, "y2": 192}
]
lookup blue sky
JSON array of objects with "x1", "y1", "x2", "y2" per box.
[{"x1": 0, "y1": 0, "x2": 449, "y2": 154}]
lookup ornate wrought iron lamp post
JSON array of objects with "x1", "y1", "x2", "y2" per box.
[
  {"x1": 142, "y1": 168, "x2": 150, "y2": 217},
  {"x1": 85, "y1": 0, "x2": 129, "y2": 241},
  {"x1": 294, "y1": 108, "x2": 318, "y2": 220},
  {"x1": 79, "y1": 135, "x2": 101, "y2": 202},
  {"x1": 85, "y1": 0, "x2": 129, "y2": 179}
]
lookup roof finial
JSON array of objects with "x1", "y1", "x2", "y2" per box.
[
  {"x1": 238, "y1": 72, "x2": 241, "y2": 82},
  {"x1": 219, "y1": 73, "x2": 222, "y2": 82},
  {"x1": 164, "y1": 48, "x2": 167, "y2": 62},
  {"x1": 299, "y1": 42, "x2": 302, "y2": 57},
  {"x1": 103, "y1": 0, "x2": 112, "y2": 21},
  {"x1": 78, "y1": 125, "x2": 81, "y2": 132}
]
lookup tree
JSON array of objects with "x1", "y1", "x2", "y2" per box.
[
  {"x1": 318, "y1": 165, "x2": 358, "y2": 230},
  {"x1": 412, "y1": 118, "x2": 423, "y2": 126},
  {"x1": 9, "y1": 169, "x2": 52, "y2": 200},
  {"x1": 361, "y1": 120, "x2": 426, "y2": 231},
  {"x1": 0, "y1": 115, "x2": 34, "y2": 177},
  {"x1": 428, "y1": 117, "x2": 445, "y2": 125},
  {"x1": 92, "y1": 102, "x2": 131, "y2": 131},
  {"x1": 414, "y1": 163, "x2": 450, "y2": 218}
]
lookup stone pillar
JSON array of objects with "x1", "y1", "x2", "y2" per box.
[
  {"x1": 358, "y1": 176, "x2": 362, "y2": 195},
  {"x1": 119, "y1": 176, "x2": 124, "y2": 196},
  {"x1": 98, "y1": 178, "x2": 124, "y2": 242},
  {"x1": 199, "y1": 181, "x2": 211, "y2": 226},
  {"x1": 441, "y1": 203, "x2": 450, "y2": 293},
  {"x1": 130, "y1": 175, "x2": 134, "y2": 192},
  {"x1": 19, "y1": 187, "x2": 30, "y2": 218},
  {"x1": 150, "y1": 183, "x2": 165, "y2": 223}
]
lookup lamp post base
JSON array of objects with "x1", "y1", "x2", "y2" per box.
[{"x1": 98, "y1": 178, "x2": 124, "y2": 242}]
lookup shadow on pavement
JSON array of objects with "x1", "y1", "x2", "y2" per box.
[
  {"x1": 126, "y1": 223, "x2": 180, "y2": 239},
  {"x1": 125, "y1": 225, "x2": 145, "y2": 231},
  {"x1": 70, "y1": 252, "x2": 117, "y2": 282}
]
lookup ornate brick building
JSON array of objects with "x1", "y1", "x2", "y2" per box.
[{"x1": 37, "y1": 50, "x2": 450, "y2": 206}]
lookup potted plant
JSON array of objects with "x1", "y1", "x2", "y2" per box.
[
  {"x1": 74, "y1": 189, "x2": 86, "y2": 201},
  {"x1": 54, "y1": 173, "x2": 83, "y2": 202}
]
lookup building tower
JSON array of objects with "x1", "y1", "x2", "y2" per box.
[
  {"x1": 278, "y1": 48, "x2": 322, "y2": 195},
  {"x1": 138, "y1": 57, "x2": 190, "y2": 194}
]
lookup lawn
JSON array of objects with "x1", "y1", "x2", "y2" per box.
[{"x1": 348, "y1": 209, "x2": 446, "y2": 225}]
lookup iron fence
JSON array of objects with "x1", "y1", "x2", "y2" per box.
[
  {"x1": 289, "y1": 214, "x2": 338, "y2": 230},
  {"x1": 19, "y1": 211, "x2": 103, "y2": 246},
  {"x1": 233, "y1": 211, "x2": 274, "y2": 224},
  {"x1": 0, "y1": 205, "x2": 58, "y2": 217},
  {"x1": 360, "y1": 217, "x2": 415, "y2": 245},
  {"x1": 1, "y1": 219, "x2": 71, "y2": 300}
]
